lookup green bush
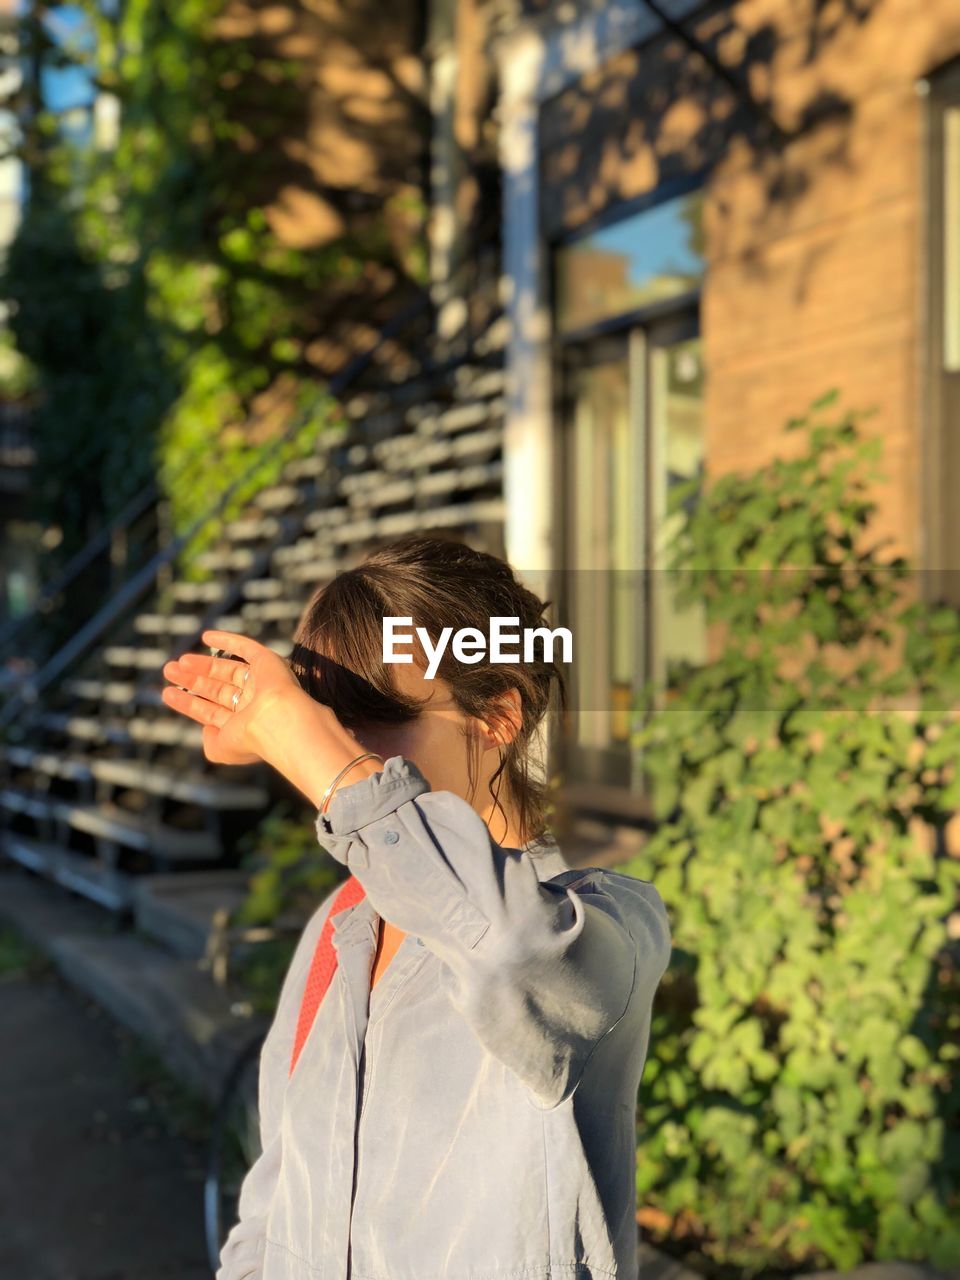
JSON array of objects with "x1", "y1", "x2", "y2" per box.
[
  {"x1": 622, "y1": 390, "x2": 960, "y2": 1273},
  {"x1": 228, "y1": 802, "x2": 347, "y2": 1014}
]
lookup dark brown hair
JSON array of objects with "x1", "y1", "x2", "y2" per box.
[{"x1": 288, "y1": 533, "x2": 566, "y2": 847}]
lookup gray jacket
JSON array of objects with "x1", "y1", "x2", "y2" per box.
[{"x1": 216, "y1": 755, "x2": 672, "y2": 1280}]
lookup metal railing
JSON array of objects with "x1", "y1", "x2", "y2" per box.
[{"x1": 0, "y1": 290, "x2": 436, "y2": 729}]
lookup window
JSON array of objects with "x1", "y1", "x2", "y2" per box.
[
  {"x1": 925, "y1": 60, "x2": 960, "y2": 606},
  {"x1": 552, "y1": 188, "x2": 707, "y2": 804},
  {"x1": 554, "y1": 187, "x2": 704, "y2": 336}
]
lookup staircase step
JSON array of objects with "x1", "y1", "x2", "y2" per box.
[
  {"x1": 240, "y1": 599, "x2": 305, "y2": 624},
  {"x1": 209, "y1": 612, "x2": 251, "y2": 633},
  {"x1": 171, "y1": 579, "x2": 224, "y2": 603},
  {"x1": 133, "y1": 869, "x2": 257, "y2": 960},
  {"x1": 125, "y1": 716, "x2": 204, "y2": 748},
  {"x1": 386, "y1": 426, "x2": 501, "y2": 470},
  {"x1": 286, "y1": 498, "x2": 505, "y2": 569},
  {"x1": 0, "y1": 788, "x2": 221, "y2": 860},
  {"x1": 454, "y1": 366, "x2": 506, "y2": 397},
  {"x1": 60, "y1": 677, "x2": 165, "y2": 710},
  {"x1": 3, "y1": 745, "x2": 93, "y2": 783},
  {"x1": 102, "y1": 644, "x2": 171, "y2": 670},
  {"x1": 283, "y1": 453, "x2": 331, "y2": 480},
  {"x1": 414, "y1": 397, "x2": 502, "y2": 437},
  {"x1": 194, "y1": 546, "x2": 258, "y2": 572},
  {"x1": 133, "y1": 611, "x2": 205, "y2": 636},
  {"x1": 301, "y1": 505, "x2": 350, "y2": 533},
  {"x1": 225, "y1": 514, "x2": 282, "y2": 542},
  {"x1": 358, "y1": 497, "x2": 506, "y2": 541},
  {"x1": 34, "y1": 712, "x2": 112, "y2": 744},
  {"x1": 242, "y1": 577, "x2": 286, "y2": 600},
  {"x1": 88, "y1": 758, "x2": 269, "y2": 809},
  {"x1": 416, "y1": 459, "x2": 502, "y2": 498},
  {"x1": 272, "y1": 539, "x2": 339, "y2": 571},
  {"x1": 0, "y1": 864, "x2": 267, "y2": 1103},
  {"x1": 253, "y1": 484, "x2": 304, "y2": 513},
  {"x1": 0, "y1": 831, "x2": 134, "y2": 911},
  {"x1": 1, "y1": 746, "x2": 260, "y2": 809}
]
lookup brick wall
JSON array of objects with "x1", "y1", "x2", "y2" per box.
[{"x1": 540, "y1": 0, "x2": 960, "y2": 568}]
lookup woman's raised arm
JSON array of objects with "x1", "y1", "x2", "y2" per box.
[{"x1": 316, "y1": 755, "x2": 672, "y2": 1111}]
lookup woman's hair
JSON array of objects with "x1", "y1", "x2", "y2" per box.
[{"x1": 288, "y1": 533, "x2": 566, "y2": 848}]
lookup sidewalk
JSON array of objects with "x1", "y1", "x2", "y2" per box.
[
  {"x1": 0, "y1": 944, "x2": 212, "y2": 1278},
  {"x1": 1, "y1": 861, "x2": 957, "y2": 1280}
]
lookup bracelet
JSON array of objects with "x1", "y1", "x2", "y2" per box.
[{"x1": 319, "y1": 752, "x2": 384, "y2": 815}]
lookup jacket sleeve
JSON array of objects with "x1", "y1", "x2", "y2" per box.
[
  {"x1": 215, "y1": 886, "x2": 341, "y2": 1279},
  {"x1": 316, "y1": 755, "x2": 672, "y2": 1111}
]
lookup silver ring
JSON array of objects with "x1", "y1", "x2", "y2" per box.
[
  {"x1": 242, "y1": 668, "x2": 250, "y2": 685},
  {"x1": 231, "y1": 689, "x2": 241, "y2": 710}
]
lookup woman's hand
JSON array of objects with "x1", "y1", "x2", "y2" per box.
[
  {"x1": 161, "y1": 628, "x2": 382, "y2": 807},
  {"x1": 161, "y1": 628, "x2": 304, "y2": 766}
]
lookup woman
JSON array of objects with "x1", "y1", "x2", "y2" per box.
[{"x1": 161, "y1": 534, "x2": 672, "y2": 1280}]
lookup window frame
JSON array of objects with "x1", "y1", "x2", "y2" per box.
[
  {"x1": 923, "y1": 57, "x2": 960, "y2": 605},
  {"x1": 547, "y1": 188, "x2": 705, "y2": 813}
]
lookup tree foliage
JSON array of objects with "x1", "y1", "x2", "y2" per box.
[{"x1": 2, "y1": 0, "x2": 428, "y2": 576}]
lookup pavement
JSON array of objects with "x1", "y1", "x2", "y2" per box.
[
  {"x1": 0, "y1": 957, "x2": 212, "y2": 1280},
  {"x1": 1, "y1": 861, "x2": 958, "y2": 1280}
]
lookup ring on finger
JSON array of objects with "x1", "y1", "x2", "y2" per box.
[{"x1": 231, "y1": 689, "x2": 241, "y2": 710}]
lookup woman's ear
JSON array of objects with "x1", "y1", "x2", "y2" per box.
[{"x1": 471, "y1": 687, "x2": 523, "y2": 753}]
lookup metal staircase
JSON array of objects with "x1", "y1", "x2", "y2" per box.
[{"x1": 0, "y1": 306, "x2": 509, "y2": 922}]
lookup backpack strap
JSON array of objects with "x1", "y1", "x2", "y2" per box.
[{"x1": 288, "y1": 875, "x2": 367, "y2": 1077}]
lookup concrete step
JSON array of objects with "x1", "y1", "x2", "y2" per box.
[
  {"x1": 171, "y1": 578, "x2": 225, "y2": 603},
  {"x1": 224, "y1": 514, "x2": 282, "y2": 543},
  {"x1": 0, "y1": 832, "x2": 134, "y2": 911},
  {"x1": 242, "y1": 576, "x2": 286, "y2": 600},
  {"x1": 35, "y1": 710, "x2": 204, "y2": 750},
  {"x1": 193, "y1": 545, "x2": 259, "y2": 572},
  {"x1": 253, "y1": 484, "x2": 305, "y2": 514},
  {"x1": 0, "y1": 789, "x2": 222, "y2": 861},
  {"x1": 102, "y1": 644, "x2": 172, "y2": 670},
  {"x1": 133, "y1": 611, "x2": 206, "y2": 636},
  {"x1": 61, "y1": 676, "x2": 161, "y2": 708},
  {"x1": 239, "y1": 598, "x2": 305, "y2": 624},
  {"x1": 0, "y1": 864, "x2": 267, "y2": 1103},
  {"x1": 132, "y1": 869, "x2": 307, "y2": 962},
  {"x1": 89, "y1": 757, "x2": 270, "y2": 809},
  {"x1": 132, "y1": 869, "x2": 258, "y2": 961},
  {"x1": 3, "y1": 745, "x2": 93, "y2": 783}
]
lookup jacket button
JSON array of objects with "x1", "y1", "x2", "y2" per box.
[{"x1": 383, "y1": 830, "x2": 400, "y2": 844}]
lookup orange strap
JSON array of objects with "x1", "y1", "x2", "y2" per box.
[{"x1": 288, "y1": 875, "x2": 367, "y2": 1077}]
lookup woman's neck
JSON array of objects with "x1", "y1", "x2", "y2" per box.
[{"x1": 478, "y1": 796, "x2": 526, "y2": 850}]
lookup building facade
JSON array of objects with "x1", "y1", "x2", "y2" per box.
[{"x1": 425, "y1": 0, "x2": 960, "y2": 822}]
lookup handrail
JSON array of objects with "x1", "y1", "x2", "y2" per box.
[
  {"x1": 0, "y1": 292, "x2": 438, "y2": 662},
  {"x1": 0, "y1": 479, "x2": 158, "y2": 657},
  {"x1": 0, "y1": 290, "x2": 435, "y2": 728}
]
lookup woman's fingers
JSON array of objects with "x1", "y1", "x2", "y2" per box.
[
  {"x1": 201, "y1": 629, "x2": 263, "y2": 662},
  {"x1": 172, "y1": 651, "x2": 251, "y2": 689},
  {"x1": 160, "y1": 683, "x2": 232, "y2": 727},
  {"x1": 163, "y1": 662, "x2": 249, "y2": 711}
]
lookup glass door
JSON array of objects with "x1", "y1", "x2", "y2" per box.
[
  {"x1": 555, "y1": 313, "x2": 706, "y2": 803},
  {"x1": 649, "y1": 320, "x2": 707, "y2": 705},
  {"x1": 559, "y1": 329, "x2": 645, "y2": 790}
]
